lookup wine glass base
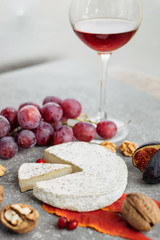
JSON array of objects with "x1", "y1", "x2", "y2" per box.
[{"x1": 68, "y1": 117, "x2": 129, "y2": 144}]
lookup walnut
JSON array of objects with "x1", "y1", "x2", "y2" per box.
[
  {"x1": 100, "y1": 141, "x2": 117, "y2": 153},
  {"x1": 122, "y1": 192, "x2": 160, "y2": 231},
  {"x1": 119, "y1": 141, "x2": 138, "y2": 157},
  {"x1": 0, "y1": 185, "x2": 4, "y2": 205},
  {"x1": 0, "y1": 164, "x2": 6, "y2": 177},
  {"x1": 0, "y1": 203, "x2": 39, "y2": 234}
]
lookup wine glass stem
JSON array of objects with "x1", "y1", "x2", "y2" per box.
[{"x1": 97, "y1": 52, "x2": 111, "y2": 121}]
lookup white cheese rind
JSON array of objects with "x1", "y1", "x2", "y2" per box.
[
  {"x1": 33, "y1": 142, "x2": 128, "y2": 212},
  {"x1": 18, "y1": 163, "x2": 72, "y2": 192}
]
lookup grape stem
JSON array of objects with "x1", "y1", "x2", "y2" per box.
[
  {"x1": 76, "y1": 114, "x2": 98, "y2": 125},
  {"x1": 9, "y1": 127, "x2": 22, "y2": 137}
]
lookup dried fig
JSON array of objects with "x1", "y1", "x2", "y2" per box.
[
  {"x1": 132, "y1": 142, "x2": 160, "y2": 172},
  {"x1": 143, "y1": 149, "x2": 160, "y2": 184}
]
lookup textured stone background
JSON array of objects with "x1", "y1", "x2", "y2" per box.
[{"x1": 0, "y1": 59, "x2": 160, "y2": 239}]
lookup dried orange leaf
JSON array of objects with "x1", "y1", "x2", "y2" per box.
[
  {"x1": 102, "y1": 193, "x2": 127, "y2": 212},
  {"x1": 42, "y1": 200, "x2": 152, "y2": 240}
]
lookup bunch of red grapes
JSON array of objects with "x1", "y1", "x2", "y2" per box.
[{"x1": 0, "y1": 96, "x2": 117, "y2": 159}]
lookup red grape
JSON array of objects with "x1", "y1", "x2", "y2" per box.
[
  {"x1": 17, "y1": 105, "x2": 41, "y2": 130},
  {"x1": 18, "y1": 102, "x2": 41, "y2": 113},
  {"x1": 53, "y1": 126, "x2": 73, "y2": 145},
  {"x1": 17, "y1": 130, "x2": 36, "y2": 148},
  {"x1": 0, "y1": 136, "x2": 18, "y2": 159},
  {"x1": 0, "y1": 116, "x2": 11, "y2": 138},
  {"x1": 41, "y1": 103, "x2": 63, "y2": 123},
  {"x1": 96, "y1": 120, "x2": 117, "y2": 139},
  {"x1": 68, "y1": 219, "x2": 78, "y2": 230},
  {"x1": 51, "y1": 117, "x2": 68, "y2": 130},
  {"x1": 1, "y1": 107, "x2": 18, "y2": 127},
  {"x1": 34, "y1": 121, "x2": 54, "y2": 146},
  {"x1": 43, "y1": 96, "x2": 63, "y2": 106},
  {"x1": 61, "y1": 98, "x2": 82, "y2": 119},
  {"x1": 73, "y1": 122, "x2": 96, "y2": 142},
  {"x1": 51, "y1": 120, "x2": 63, "y2": 131},
  {"x1": 57, "y1": 217, "x2": 68, "y2": 229}
]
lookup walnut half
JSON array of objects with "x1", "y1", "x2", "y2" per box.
[
  {"x1": 100, "y1": 141, "x2": 117, "y2": 153},
  {"x1": 0, "y1": 203, "x2": 39, "y2": 234},
  {"x1": 119, "y1": 141, "x2": 138, "y2": 157},
  {"x1": 122, "y1": 192, "x2": 160, "y2": 231},
  {"x1": 0, "y1": 164, "x2": 5, "y2": 177}
]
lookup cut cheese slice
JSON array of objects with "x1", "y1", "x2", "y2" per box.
[
  {"x1": 33, "y1": 142, "x2": 128, "y2": 212},
  {"x1": 18, "y1": 163, "x2": 72, "y2": 192}
]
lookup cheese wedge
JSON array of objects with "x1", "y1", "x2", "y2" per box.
[
  {"x1": 33, "y1": 142, "x2": 128, "y2": 212},
  {"x1": 18, "y1": 163, "x2": 72, "y2": 192}
]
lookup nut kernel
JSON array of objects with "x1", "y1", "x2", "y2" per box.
[
  {"x1": 4, "y1": 209, "x2": 22, "y2": 226},
  {"x1": 0, "y1": 164, "x2": 6, "y2": 177},
  {"x1": 100, "y1": 141, "x2": 117, "y2": 153},
  {"x1": 119, "y1": 141, "x2": 138, "y2": 157},
  {"x1": 0, "y1": 185, "x2": 4, "y2": 204},
  {"x1": 11, "y1": 204, "x2": 31, "y2": 215}
]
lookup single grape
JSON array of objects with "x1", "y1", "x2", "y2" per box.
[
  {"x1": 73, "y1": 122, "x2": 96, "y2": 142},
  {"x1": 53, "y1": 126, "x2": 73, "y2": 145},
  {"x1": 43, "y1": 96, "x2": 63, "y2": 106},
  {"x1": 18, "y1": 102, "x2": 41, "y2": 113},
  {"x1": 34, "y1": 121, "x2": 54, "y2": 146},
  {"x1": 41, "y1": 102, "x2": 63, "y2": 123},
  {"x1": 51, "y1": 120, "x2": 63, "y2": 131},
  {"x1": 1, "y1": 107, "x2": 18, "y2": 127},
  {"x1": 0, "y1": 116, "x2": 11, "y2": 138},
  {"x1": 61, "y1": 98, "x2": 82, "y2": 119},
  {"x1": 96, "y1": 120, "x2": 117, "y2": 139},
  {"x1": 17, "y1": 105, "x2": 41, "y2": 130},
  {"x1": 17, "y1": 130, "x2": 36, "y2": 148},
  {"x1": 0, "y1": 136, "x2": 18, "y2": 159},
  {"x1": 51, "y1": 117, "x2": 68, "y2": 130}
]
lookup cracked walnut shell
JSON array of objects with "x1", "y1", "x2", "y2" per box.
[
  {"x1": 0, "y1": 203, "x2": 39, "y2": 234},
  {"x1": 0, "y1": 185, "x2": 4, "y2": 205},
  {"x1": 119, "y1": 141, "x2": 138, "y2": 157},
  {"x1": 100, "y1": 141, "x2": 117, "y2": 153},
  {"x1": 0, "y1": 164, "x2": 6, "y2": 177},
  {"x1": 122, "y1": 192, "x2": 160, "y2": 231}
]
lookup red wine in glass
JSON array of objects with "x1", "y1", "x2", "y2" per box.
[{"x1": 73, "y1": 18, "x2": 137, "y2": 52}]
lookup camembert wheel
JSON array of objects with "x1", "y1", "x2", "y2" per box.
[{"x1": 33, "y1": 142, "x2": 128, "y2": 212}]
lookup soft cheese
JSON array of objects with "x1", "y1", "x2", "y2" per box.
[
  {"x1": 18, "y1": 163, "x2": 72, "y2": 192},
  {"x1": 33, "y1": 142, "x2": 128, "y2": 212}
]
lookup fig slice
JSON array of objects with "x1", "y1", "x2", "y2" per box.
[
  {"x1": 143, "y1": 149, "x2": 160, "y2": 184},
  {"x1": 132, "y1": 142, "x2": 160, "y2": 172}
]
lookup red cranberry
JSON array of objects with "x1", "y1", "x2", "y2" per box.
[
  {"x1": 36, "y1": 159, "x2": 45, "y2": 163},
  {"x1": 57, "y1": 217, "x2": 68, "y2": 229},
  {"x1": 68, "y1": 219, "x2": 78, "y2": 230}
]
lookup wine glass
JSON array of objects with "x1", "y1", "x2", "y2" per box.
[{"x1": 69, "y1": 0, "x2": 143, "y2": 142}]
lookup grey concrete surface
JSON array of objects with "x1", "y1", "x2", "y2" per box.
[{"x1": 0, "y1": 59, "x2": 160, "y2": 239}]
